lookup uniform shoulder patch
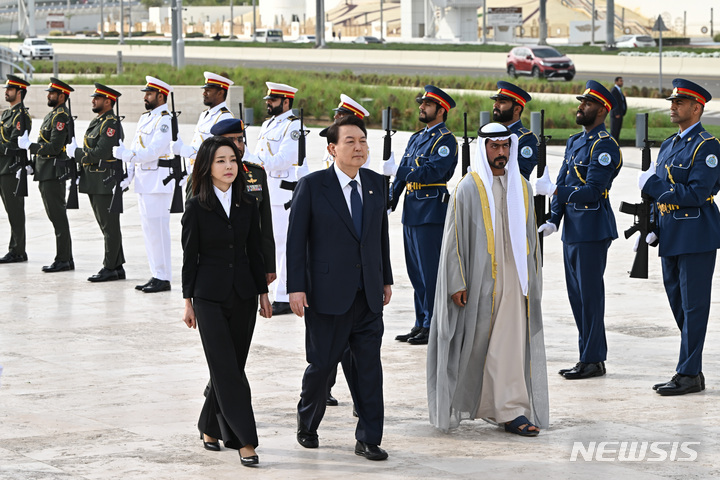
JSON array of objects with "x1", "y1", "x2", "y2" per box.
[
  {"x1": 56, "y1": 122, "x2": 65, "y2": 131},
  {"x1": 706, "y1": 154, "x2": 718, "y2": 168},
  {"x1": 160, "y1": 124, "x2": 169, "y2": 133},
  {"x1": 106, "y1": 128, "x2": 115, "y2": 137},
  {"x1": 290, "y1": 130, "x2": 301, "y2": 141},
  {"x1": 597, "y1": 131, "x2": 610, "y2": 139},
  {"x1": 438, "y1": 145, "x2": 450, "y2": 157},
  {"x1": 521, "y1": 145, "x2": 533, "y2": 158},
  {"x1": 598, "y1": 152, "x2": 612, "y2": 166}
]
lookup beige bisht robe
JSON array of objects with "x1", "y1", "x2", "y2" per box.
[{"x1": 427, "y1": 171, "x2": 549, "y2": 432}]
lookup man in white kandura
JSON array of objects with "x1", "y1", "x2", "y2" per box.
[
  {"x1": 113, "y1": 76, "x2": 174, "y2": 293},
  {"x1": 427, "y1": 122, "x2": 549, "y2": 437}
]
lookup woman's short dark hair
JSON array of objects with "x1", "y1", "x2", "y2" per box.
[
  {"x1": 191, "y1": 136, "x2": 249, "y2": 210},
  {"x1": 325, "y1": 114, "x2": 367, "y2": 144}
]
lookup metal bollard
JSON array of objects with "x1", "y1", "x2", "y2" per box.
[
  {"x1": 479, "y1": 111, "x2": 491, "y2": 128},
  {"x1": 244, "y1": 108, "x2": 254, "y2": 126},
  {"x1": 117, "y1": 51, "x2": 123, "y2": 76},
  {"x1": 635, "y1": 113, "x2": 646, "y2": 148}
]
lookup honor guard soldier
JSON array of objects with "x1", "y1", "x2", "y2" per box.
[
  {"x1": 113, "y1": 76, "x2": 174, "y2": 293},
  {"x1": 491, "y1": 81, "x2": 539, "y2": 179},
  {"x1": 69, "y1": 83, "x2": 126, "y2": 282},
  {"x1": 19, "y1": 78, "x2": 75, "y2": 271},
  {"x1": 321, "y1": 94, "x2": 371, "y2": 169},
  {"x1": 639, "y1": 79, "x2": 720, "y2": 396},
  {"x1": 211, "y1": 118, "x2": 276, "y2": 285},
  {"x1": 244, "y1": 81, "x2": 301, "y2": 315},
  {"x1": 384, "y1": 85, "x2": 458, "y2": 345},
  {"x1": 172, "y1": 71, "x2": 234, "y2": 193},
  {"x1": 534, "y1": 80, "x2": 622, "y2": 379},
  {"x1": 0, "y1": 75, "x2": 31, "y2": 264}
]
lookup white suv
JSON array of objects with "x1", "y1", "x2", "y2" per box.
[{"x1": 19, "y1": 38, "x2": 54, "y2": 60}]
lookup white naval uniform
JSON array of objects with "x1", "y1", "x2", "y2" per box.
[
  {"x1": 245, "y1": 109, "x2": 301, "y2": 303},
  {"x1": 126, "y1": 104, "x2": 173, "y2": 282},
  {"x1": 181, "y1": 102, "x2": 234, "y2": 163}
]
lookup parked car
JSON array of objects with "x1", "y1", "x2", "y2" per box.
[
  {"x1": 353, "y1": 36, "x2": 383, "y2": 44},
  {"x1": 615, "y1": 34, "x2": 656, "y2": 48},
  {"x1": 506, "y1": 45, "x2": 575, "y2": 81},
  {"x1": 294, "y1": 35, "x2": 316, "y2": 44},
  {"x1": 255, "y1": 29, "x2": 284, "y2": 43},
  {"x1": 18, "y1": 38, "x2": 54, "y2": 60}
]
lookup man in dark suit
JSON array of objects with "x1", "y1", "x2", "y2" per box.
[
  {"x1": 287, "y1": 114, "x2": 393, "y2": 461},
  {"x1": 610, "y1": 76, "x2": 627, "y2": 140}
]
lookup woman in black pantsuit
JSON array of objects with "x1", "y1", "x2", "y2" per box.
[{"x1": 181, "y1": 136, "x2": 271, "y2": 466}]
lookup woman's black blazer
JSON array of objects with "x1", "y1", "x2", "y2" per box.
[{"x1": 182, "y1": 195, "x2": 268, "y2": 302}]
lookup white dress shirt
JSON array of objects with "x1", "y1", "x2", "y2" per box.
[
  {"x1": 213, "y1": 184, "x2": 233, "y2": 218},
  {"x1": 333, "y1": 162, "x2": 363, "y2": 217}
]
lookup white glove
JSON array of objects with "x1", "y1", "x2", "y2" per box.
[
  {"x1": 15, "y1": 164, "x2": 32, "y2": 179},
  {"x1": 646, "y1": 232, "x2": 658, "y2": 246},
  {"x1": 179, "y1": 174, "x2": 188, "y2": 187},
  {"x1": 538, "y1": 221, "x2": 558, "y2": 237},
  {"x1": 171, "y1": 138, "x2": 184, "y2": 156},
  {"x1": 66, "y1": 137, "x2": 78, "y2": 158},
  {"x1": 638, "y1": 170, "x2": 655, "y2": 190},
  {"x1": 533, "y1": 168, "x2": 556, "y2": 197},
  {"x1": 119, "y1": 176, "x2": 132, "y2": 190},
  {"x1": 113, "y1": 141, "x2": 125, "y2": 160},
  {"x1": 17, "y1": 131, "x2": 30, "y2": 150},
  {"x1": 382, "y1": 152, "x2": 398, "y2": 177},
  {"x1": 187, "y1": 162, "x2": 194, "y2": 175},
  {"x1": 296, "y1": 162, "x2": 310, "y2": 179}
]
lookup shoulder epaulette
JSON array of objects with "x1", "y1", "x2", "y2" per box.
[
  {"x1": 597, "y1": 131, "x2": 610, "y2": 139},
  {"x1": 699, "y1": 131, "x2": 715, "y2": 141},
  {"x1": 518, "y1": 126, "x2": 531, "y2": 134},
  {"x1": 439, "y1": 126, "x2": 451, "y2": 136},
  {"x1": 161, "y1": 111, "x2": 170, "y2": 116},
  {"x1": 287, "y1": 115, "x2": 299, "y2": 121},
  {"x1": 219, "y1": 106, "x2": 230, "y2": 113},
  {"x1": 244, "y1": 160, "x2": 264, "y2": 169}
]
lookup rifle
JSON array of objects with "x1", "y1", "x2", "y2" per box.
[
  {"x1": 162, "y1": 92, "x2": 186, "y2": 214},
  {"x1": 460, "y1": 112, "x2": 474, "y2": 175},
  {"x1": 281, "y1": 108, "x2": 308, "y2": 210},
  {"x1": 10, "y1": 99, "x2": 31, "y2": 197},
  {"x1": 238, "y1": 102, "x2": 247, "y2": 146},
  {"x1": 383, "y1": 106, "x2": 395, "y2": 209},
  {"x1": 57, "y1": 97, "x2": 80, "y2": 209},
  {"x1": 534, "y1": 109, "x2": 551, "y2": 256},
  {"x1": 101, "y1": 102, "x2": 126, "y2": 214},
  {"x1": 619, "y1": 113, "x2": 654, "y2": 279}
]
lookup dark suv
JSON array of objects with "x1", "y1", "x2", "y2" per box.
[{"x1": 506, "y1": 46, "x2": 575, "y2": 81}]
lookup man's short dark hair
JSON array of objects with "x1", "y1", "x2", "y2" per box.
[
  {"x1": 326, "y1": 114, "x2": 367, "y2": 144},
  {"x1": 615, "y1": 76, "x2": 622, "y2": 82}
]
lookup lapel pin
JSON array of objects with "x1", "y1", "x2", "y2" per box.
[{"x1": 369, "y1": 190, "x2": 373, "y2": 194}]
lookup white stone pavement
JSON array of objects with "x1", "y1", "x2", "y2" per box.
[{"x1": 1, "y1": 122, "x2": 719, "y2": 479}]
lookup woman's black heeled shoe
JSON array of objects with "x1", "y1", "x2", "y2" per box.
[
  {"x1": 200, "y1": 433, "x2": 220, "y2": 451},
  {"x1": 240, "y1": 453, "x2": 259, "y2": 466}
]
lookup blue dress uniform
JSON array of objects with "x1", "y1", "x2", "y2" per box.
[
  {"x1": 550, "y1": 98, "x2": 622, "y2": 366},
  {"x1": 391, "y1": 86, "x2": 458, "y2": 337},
  {"x1": 490, "y1": 82, "x2": 538, "y2": 179},
  {"x1": 641, "y1": 81, "x2": 720, "y2": 380}
]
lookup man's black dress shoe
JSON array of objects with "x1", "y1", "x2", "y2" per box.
[
  {"x1": 654, "y1": 372, "x2": 705, "y2": 391},
  {"x1": 395, "y1": 326, "x2": 421, "y2": 342},
  {"x1": 200, "y1": 433, "x2": 220, "y2": 451},
  {"x1": 88, "y1": 267, "x2": 120, "y2": 282},
  {"x1": 42, "y1": 259, "x2": 74, "y2": 272},
  {"x1": 115, "y1": 266, "x2": 126, "y2": 279},
  {"x1": 656, "y1": 373, "x2": 703, "y2": 396},
  {"x1": 562, "y1": 361, "x2": 605, "y2": 380},
  {"x1": 239, "y1": 453, "x2": 259, "y2": 467},
  {"x1": 135, "y1": 277, "x2": 156, "y2": 291},
  {"x1": 272, "y1": 301, "x2": 293, "y2": 315},
  {"x1": 558, "y1": 362, "x2": 582, "y2": 375},
  {"x1": 0, "y1": 252, "x2": 27, "y2": 263},
  {"x1": 354, "y1": 440, "x2": 388, "y2": 461},
  {"x1": 326, "y1": 392, "x2": 338, "y2": 406},
  {"x1": 143, "y1": 278, "x2": 171, "y2": 293},
  {"x1": 407, "y1": 327, "x2": 429, "y2": 345},
  {"x1": 296, "y1": 412, "x2": 318, "y2": 448}
]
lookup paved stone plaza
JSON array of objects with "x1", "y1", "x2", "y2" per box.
[{"x1": 1, "y1": 122, "x2": 719, "y2": 479}]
